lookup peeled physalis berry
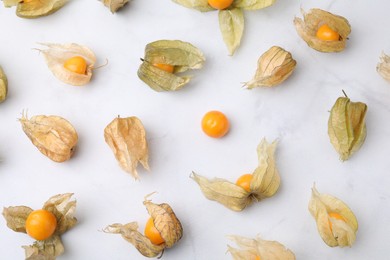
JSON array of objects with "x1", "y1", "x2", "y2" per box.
[
  {"x1": 64, "y1": 56, "x2": 87, "y2": 74},
  {"x1": 26, "y1": 209, "x2": 57, "y2": 241},
  {"x1": 316, "y1": 24, "x2": 340, "y2": 41},
  {"x1": 201, "y1": 110, "x2": 230, "y2": 138},
  {"x1": 208, "y1": 0, "x2": 233, "y2": 10}
]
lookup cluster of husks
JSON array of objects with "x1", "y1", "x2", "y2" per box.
[
  {"x1": 309, "y1": 186, "x2": 358, "y2": 247},
  {"x1": 191, "y1": 138, "x2": 280, "y2": 211},
  {"x1": 104, "y1": 196, "x2": 183, "y2": 258},
  {"x1": 2, "y1": 0, "x2": 68, "y2": 18},
  {"x1": 294, "y1": 8, "x2": 351, "y2": 52},
  {"x1": 2, "y1": 193, "x2": 77, "y2": 259}
]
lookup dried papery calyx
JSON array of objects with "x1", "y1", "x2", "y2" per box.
[
  {"x1": 377, "y1": 52, "x2": 390, "y2": 82},
  {"x1": 104, "y1": 194, "x2": 183, "y2": 258},
  {"x1": 308, "y1": 185, "x2": 358, "y2": 247},
  {"x1": 191, "y1": 138, "x2": 280, "y2": 211},
  {"x1": 101, "y1": 0, "x2": 129, "y2": 13},
  {"x1": 3, "y1": 0, "x2": 67, "y2": 18},
  {"x1": 227, "y1": 235, "x2": 296, "y2": 260},
  {"x1": 244, "y1": 46, "x2": 296, "y2": 88},
  {"x1": 172, "y1": 0, "x2": 276, "y2": 55},
  {"x1": 2, "y1": 193, "x2": 77, "y2": 259},
  {"x1": 294, "y1": 8, "x2": 351, "y2": 52},
  {"x1": 138, "y1": 40, "x2": 205, "y2": 91},
  {"x1": 104, "y1": 116, "x2": 149, "y2": 179},
  {"x1": 19, "y1": 112, "x2": 78, "y2": 162},
  {"x1": 0, "y1": 66, "x2": 8, "y2": 103},
  {"x1": 38, "y1": 43, "x2": 96, "y2": 86},
  {"x1": 328, "y1": 92, "x2": 367, "y2": 161}
]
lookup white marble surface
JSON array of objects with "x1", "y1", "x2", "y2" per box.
[{"x1": 1, "y1": 0, "x2": 390, "y2": 259}]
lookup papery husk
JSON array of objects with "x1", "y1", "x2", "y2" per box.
[
  {"x1": 219, "y1": 8, "x2": 244, "y2": 56},
  {"x1": 0, "y1": 66, "x2": 8, "y2": 103},
  {"x1": 104, "y1": 116, "x2": 149, "y2": 179},
  {"x1": 227, "y1": 235, "x2": 296, "y2": 260},
  {"x1": 39, "y1": 43, "x2": 96, "y2": 86},
  {"x1": 138, "y1": 40, "x2": 205, "y2": 92},
  {"x1": 171, "y1": 0, "x2": 214, "y2": 12},
  {"x1": 328, "y1": 95, "x2": 367, "y2": 161},
  {"x1": 104, "y1": 195, "x2": 183, "y2": 258},
  {"x1": 191, "y1": 138, "x2": 280, "y2": 211},
  {"x1": 2, "y1": 193, "x2": 77, "y2": 259},
  {"x1": 294, "y1": 8, "x2": 351, "y2": 52},
  {"x1": 377, "y1": 52, "x2": 390, "y2": 82},
  {"x1": 19, "y1": 113, "x2": 78, "y2": 162},
  {"x1": 244, "y1": 46, "x2": 296, "y2": 88},
  {"x1": 234, "y1": 0, "x2": 276, "y2": 10},
  {"x1": 308, "y1": 185, "x2": 358, "y2": 247},
  {"x1": 102, "y1": 0, "x2": 129, "y2": 13},
  {"x1": 3, "y1": 0, "x2": 67, "y2": 18}
]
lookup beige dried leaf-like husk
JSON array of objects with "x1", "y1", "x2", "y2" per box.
[
  {"x1": 294, "y1": 8, "x2": 351, "y2": 52},
  {"x1": 191, "y1": 138, "x2": 280, "y2": 211},
  {"x1": 328, "y1": 95, "x2": 367, "y2": 161},
  {"x1": 19, "y1": 113, "x2": 78, "y2": 162},
  {"x1": 104, "y1": 195, "x2": 182, "y2": 258},
  {"x1": 39, "y1": 43, "x2": 96, "y2": 86},
  {"x1": 308, "y1": 185, "x2": 358, "y2": 247},
  {"x1": 244, "y1": 46, "x2": 296, "y2": 88},
  {"x1": 171, "y1": 0, "x2": 214, "y2": 12},
  {"x1": 3, "y1": 193, "x2": 77, "y2": 259},
  {"x1": 377, "y1": 52, "x2": 390, "y2": 82},
  {"x1": 104, "y1": 116, "x2": 149, "y2": 179},
  {"x1": 138, "y1": 40, "x2": 205, "y2": 91},
  {"x1": 227, "y1": 235, "x2": 296, "y2": 260},
  {"x1": 102, "y1": 0, "x2": 129, "y2": 13},
  {"x1": 3, "y1": 0, "x2": 67, "y2": 18},
  {"x1": 0, "y1": 66, "x2": 8, "y2": 103},
  {"x1": 234, "y1": 0, "x2": 276, "y2": 10},
  {"x1": 219, "y1": 8, "x2": 244, "y2": 56}
]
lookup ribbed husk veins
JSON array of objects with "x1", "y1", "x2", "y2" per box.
[
  {"x1": 294, "y1": 8, "x2": 351, "y2": 52},
  {"x1": 137, "y1": 40, "x2": 205, "y2": 91},
  {"x1": 308, "y1": 185, "x2": 358, "y2": 247},
  {"x1": 191, "y1": 138, "x2": 280, "y2": 211},
  {"x1": 2, "y1": 193, "x2": 77, "y2": 259},
  {"x1": 377, "y1": 52, "x2": 390, "y2": 82},
  {"x1": 328, "y1": 95, "x2": 367, "y2": 161}
]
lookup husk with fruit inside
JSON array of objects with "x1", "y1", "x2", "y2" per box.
[
  {"x1": 38, "y1": 43, "x2": 96, "y2": 86},
  {"x1": 19, "y1": 113, "x2": 78, "y2": 163},
  {"x1": 328, "y1": 94, "x2": 367, "y2": 161},
  {"x1": 191, "y1": 138, "x2": 280, "y2": 211},
  {"x1": 244, "y1": 46, "x2": 296, "y2": 88},
  {"x1": 294, "y1": 8, "x2": 351, "y2": 52},
  {"x1": 138, "y1": 40, "x2": 205, "y2": 91},
  {"x1": 227, "y1": 234, "x2": 296, "y2": 260},
  {"x1": 3, "y1": 0, "x2": 67, "y2": 18},
  {"x1": 0, "y1": 66, "x2": 8, "y2": 103},
  {"x1": 377, "y1": 52, "x2": 390, "y2": 82},
  {"x1": 308, "y1": 185, "x2": 358, "y2": 247},
  {"x1": 104, "y1": 116, "x2": 149, "y2": 179},
  {"x1": 2, "y1": 193, "x2": 77, "y2": 259},
  {"x1": 101, "y1": 0, "x2": 129, "y2": 13},
  {"x1": 104, "y1": 195, "x2": 183, "y2": 258}
]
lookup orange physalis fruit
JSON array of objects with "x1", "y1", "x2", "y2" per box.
[
  {"x1": 328, "y1": 212, "x2": 346, "y2": 232},
  {"x1": 236, "y1": 174, "x2": 253, "y2": 192},
  {"x1": 152, "y1": 63, "x2": 175, "y2": 73},
  {"x1": 25, "y1": 209, "x2": 57, "y2": 241},
  {"x1": 208, "y1": 0, "x2": 234, "y2": 10},
  {"x1": 201, "y1": 110, "x2": 230, "y2": 138},
  {"x1": 316, "y1": 24, "x2": 340, "y2": 41},
  {"x1": 144, "y1": 217, "x2": 165, "y2": 245},
  {"x1": 63, "y1": 56, "x2": 88, "y2": 74}
]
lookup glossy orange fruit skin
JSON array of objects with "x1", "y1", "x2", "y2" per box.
[
  {"x1": 144, "y1": 217, "x2": 165, "y2": 245},
  {"x1": 25, "y1": 209, "x2": 57, "y2": 241},
  {"x1": 63, "y1": 56, "x2": 87, "y2": 74},
  {"x1": 208, "y1": 0, "x2": 234, "y2": 10},
  {"x1": 153, "y1": 63, "x2": 175, "y2": 73},
  {"x1": 316, "y1": 24, "x2": 340, "y2": 41},
  {"x1": 201, "y1": 111, "x2": 230, "y2": 138},
  {"x1": 236, "y1": 174, "x2": 253, "y2": 192}
]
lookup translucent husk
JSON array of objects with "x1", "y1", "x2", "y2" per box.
[
  {"x1": 328, "y1": 94, "x2": 367, "y2": 161},
  {"x1": 227, "y1": 235, "x2": 296, "y2": 260},
  {"x1": 101, "y1": 0, "x2": 129, "y2": 13},
  {"x1": 294, "y1": 8, "x2": 351, "y2": 52},
  {"x1": 3, "y1": 0, "x2": 67, "y2": 18},
  {"x1": 138, "y1": 40, "x2": 205, "y2": 92},
  {"x1": 2, "y1": 193, "x2": 77, "y2": 259},
  {"x1": 191, "y1": 138, "x2": 280, "y2": 211},
  {"x1": 0, "y1": 66, "x2": 8, "y2": 103},
  {"x1": 244, "y1": 46, "x2": 296, "y2": 88},
  {"x1": 377, "y1": 52, "x2": 390, "y2": 82},
  {"x1": 38, "y1": 43, "x2": 96, "y2": 86},
  {"x1": 308, "y1": 185, "x2": 358, "y2": 247},
  {"x1": 104, "y1": 116, "x2": 149, "y2": 179},
  {"x1": 19, "y1": 113, "x2": 78, "y2": 162},
  {"x1": 104, "y1": 195, "x2": 183, "y2": 258},
  {"x1": 172, "y1": 0, "x2": 275, "y2": 55}
]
